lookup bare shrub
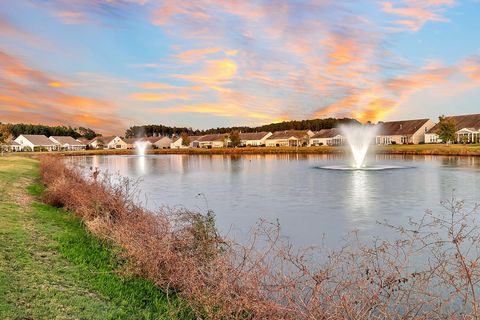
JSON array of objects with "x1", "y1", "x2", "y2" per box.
[{"x1": 39, "y1": 156, "x2": 480, "y2": 319}]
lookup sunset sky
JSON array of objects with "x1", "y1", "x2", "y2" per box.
[{"x1": 1, "y1": 0, "x2": 479, "y2": 134}]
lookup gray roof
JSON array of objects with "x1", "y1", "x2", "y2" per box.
[
  {"x1": 377, "y1": 119, "x2": 430, "y2": 136},
  {"x1": 267, "y1": 130, "x2": 311, "y2": 140},
  {"x1": 50, "y1": 136, "x2": 85, "y2": 146},
  {"x1": 239, "y1": 132, "x2": 271, "y2": 140},
  {"x1": 427, "y1": 114, "x2": 480, "y2": 134},
  {"x1": 20, "y1": 135, "x2": 57, "y2": 146},
  {"x1": 311, "y1": 128, "x2": 342, "y2": 139},
  {"x1": 197, "y1": 134, "x2": 228, "y2": 142}
]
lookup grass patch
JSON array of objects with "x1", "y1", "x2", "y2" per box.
[{"x1": 0, "y1": 156, "x2": 190, "y2": 319}]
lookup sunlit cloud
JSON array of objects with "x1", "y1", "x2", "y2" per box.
[{"x1": 382, "y1": 0, "x2": 456, "y2": 31}]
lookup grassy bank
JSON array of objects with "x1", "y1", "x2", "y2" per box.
[
  {"x1": 13, "y1": 143, "x2": 480, "y2": 157},
  {"x1": 0, "y1": 156, "x2": 189, "y2": 319}
]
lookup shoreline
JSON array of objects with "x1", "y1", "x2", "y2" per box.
[{"x1": 12, "y1": 144, "x2": 480, "y2": 157}]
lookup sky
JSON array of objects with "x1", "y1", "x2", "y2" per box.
[{"x1": 0, "y1": 0, "x2": 479, "y2": 134}]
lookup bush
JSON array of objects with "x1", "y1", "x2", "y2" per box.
[{"x1": 39, "y1": 156, "x2": 480, "y2": 319}]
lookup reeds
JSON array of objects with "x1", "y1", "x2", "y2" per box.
[{"x1": 39, "y1": 156, "x2": 480, "y2": 319}]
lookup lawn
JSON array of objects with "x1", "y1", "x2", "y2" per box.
[{"x1": 0, "y1": 156, "x2": 189, "y2": 319}]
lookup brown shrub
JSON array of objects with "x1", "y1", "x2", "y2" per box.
[{"x1": 39, "y1": 156, "x2": 480, "y2": 319}]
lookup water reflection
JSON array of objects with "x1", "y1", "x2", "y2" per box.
[{"x1": 66, "y1": 154, "x2": 480, "y2": 249}]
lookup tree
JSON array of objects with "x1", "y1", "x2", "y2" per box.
[
  {"x1": 229, "y1": 131, "x2": 241, "y2": 148},
  {"x1": 436, "y1": 115, "x2": 456, "y2": 144},
  {"x1": 0, "y1": 124, "x2": 12, "y2": 156},
  {"x1": 181, "y1": 132, "x2": 190, "y2": 147}
]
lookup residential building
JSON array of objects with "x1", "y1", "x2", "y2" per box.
[
  {"x1": 309, "y1": 128, "x2": 345, "y2": 146},
  {"x1": 89, "y1": 136, "x2": 128, "y2": 149},
  {"x1": 189, "y1": 136, "x2": 202, "y2": 148},
  {"x1": 197, "y1": 134, "x2": 229, "y2": 148},
  {"x1": 375, "y1": 119, "x2": 434, "y2": 145},
  {"x1": 265, "y1": 130, "x2": 314, "y2": 147},
  {"x1": 14, "y1": 134, "x2": 59, "y2": 151},
  {"x1": 49, "y1": 136, "x2": 86, "y2": 151},
  {"x1": 239, "y1": 132, "x2": 272, "y2": 147},
  {"x1": 153, "y1": 136, "x2": 172, "y2": 149},
  {"x1": 170, "y1": 136, "x2": 185, "y2": 149},
  {"x1": 425, "y1": 114, "x2": 480, "y2": 143}
]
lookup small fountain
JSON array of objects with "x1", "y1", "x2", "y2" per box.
[
  {"x1": 134, "y1": 140, "x2": 150, "y2": 156},
  {"x1": 320, "y1": 125, "x2": 407, "y2": 171}
]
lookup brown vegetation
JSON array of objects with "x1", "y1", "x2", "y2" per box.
[{"x1": 40, "y1": 156, "x2": 480, "y2": 319}]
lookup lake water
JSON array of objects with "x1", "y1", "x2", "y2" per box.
[{"x1": 67, "y1": 154, "x2": 480, "y2": 249}]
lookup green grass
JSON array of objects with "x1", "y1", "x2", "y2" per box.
[{"x1": 0, "y1": 156, "x2": 191, "y2": 319}]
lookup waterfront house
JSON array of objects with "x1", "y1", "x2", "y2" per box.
[
  {"x1": 14, "y1": 134, "x2": 59, "y2": 152},
  {"x1": 309, "y1": 129, "x2": 345, "y2": 146},
  {"x1": 49, "y1": 136, "x2": 86, "y2": 151},
  {"x1": 189, "y1": 135, "x2": 202, "y2": 148},
  {"x1": 170, "y1": 136, "x2": 185, "y2": 149},
  {"x1": 197, "y1": 134, "x2": 229, "y2": 148},
  {"x1": 89, "y1": 136, "x2": 128, "y2": 149},
  {"x1": 425, "y1": 114, "x2": 480, "y2": 143},
  {"x1": 239, "y1": 132, "x2": 272, "y2": 147},
  {"x1": 375, "y1": 119, "x2": 434, "y2": 145},
  {"x1": 152, "y1": 136, "x2": 172, "y2": 149},
  {"x1": 265, "y1": 130, "x2": 314, "y2": 147}
]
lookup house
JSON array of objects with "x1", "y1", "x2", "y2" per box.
[
  {"x1": 189, "y1": 136, "x2": 202, "y2": 148},
  {"x1": 425, "y1": 114, "x2": 480, "y2": 144},
  {"x1": 197, "y1": 134, "x2": 229, "y2": 148},
  {"x1": 153, "y1": 136, "x2": 172, "y2": 149},
  {"x1": 170, "y1": 136, "x2": 185, "y2": 149},
  {"x1": 309, "y1": 129, "x2": 345, "y2": 146},
  {"x1": 375, "y1": 119, "x2": 435, "y2": 145},
  {"x1": 124, "y1": 137, "x2": 162, "y2": 149},
  {"x1": 265, "y1": 130, "x2": 314, "y2": 147},
  {"x1": 89, "y1": 136, "x2": 128, "y2": 149},
  {"x1": 8, "y1": 141, "x2": 22, "y2": 152},
  {"x1": 49, "y1": 136, "x2": 86, "y2": 151},
  {"x1": 239, "y1": 132, "x2": 272, "y2": 147},
  {"x1": 14, "y1": 134, "x2": 59, "y2": 152}
]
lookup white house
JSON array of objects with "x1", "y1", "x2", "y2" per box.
[
  {"x1": 49, "y1": 136, "x2": 86, "y2": 151},
  {"x1": 152, "y1": 136, "x2": 172, "y2": 149},
  {"x1": 375, "y1": 119, "x2": 435, "y2": 145},
  {"x1": 239, "y1": 132, "x2": 272, "y2": 147},
  {"x1": 425, "y1": 114, "x2": 480, "y2": 144},
  {"x1": 14, "y1": 134, "x2": 59, "y2": 152},
  {"x1": 8, "y1": 141, "x2": 22, "y2": 152},
  {"x1": 265, "y1": 130, "x2": 314, "y2": 147},
  {"x1": 309, "y1": 129, "x2": 345, "y2": 146},
  {"x1": 197, "y1": 134, "x2": 229, "y2": 148},
  {"x1": 170, "y1": 136, "x2": 185, "y2": 149},
  {"x1": 89, "y1": 136, "x2": 128, "y2": 149}
]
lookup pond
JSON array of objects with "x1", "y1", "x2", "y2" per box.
[{"x1": 67, "y1": 154, "x2": 480, "y2": 249}]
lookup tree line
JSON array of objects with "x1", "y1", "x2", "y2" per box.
[
  {"x1": 6, "y1": 123, "x2": 100, "y2": 140},
  {"x1": 125, "y1": 118, "x2": 360, "y2": 138}
]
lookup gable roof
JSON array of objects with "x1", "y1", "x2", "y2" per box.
[
  {"x1": 311, "y1": 128, "x2": 342, "y2": 139},
  {"x1": 267, "y1": 130, "x2": 312, "y2": 140},
  {"x1": 239, "y1": 132, "x2": 271, "y2": 140},
  {"x1": 124, "y1": 137, "x2": 163, "y2": 144},
  {"x1": 50, "y1": 136, "x2": 85, "y2": 146},
  {"x1": 427, "y1": 114, "x2": 480, "y2": 134},
  {"x1": 91, "y1": 136, "x2": 117, "y2": 145},
  {"x1": 197, "y1": 134, "x2": 228, "y2": 142},
  {"x1": 377, "y1": 119, "x2": 430, "y2": 136},
  {"x1": 19, "y1": 134, "x2": 57, "y2": 146}
]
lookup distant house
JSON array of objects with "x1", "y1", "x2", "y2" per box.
[
  {"x1": 310, "y1": 129, "x2": 345, "y2": 146},
  {"x1": 189, "y1": 136, "x2": 202, "y2": 148},
  {"x1": 239, "y1": 132, "x2": 272, "y2": 147},
  {"x1": 375, "y1": 119, "x2": 434, "y2": 145},
  {"x1": 89, "y1": 136, "x2": 128, "y2": 149},
  {"x1": 265, "y1": 130, "x2": 314, "y2": 147},
  {"x1": 170, "y1": 136, "x2": 185, "y2": 149},
  {"x1": 197, "y1": 134, "x2": 229, "y2": 148},
  {"x1": 7, "y1": 141, "x2": 22, "y2": 152},
  {"x1": 425, "y1": 114, "x2": 480, "y2": 143},
  {"x1": 49, "y1": 136, "x2": 86, "y2": 151},
  {"x1": 14, "y1": 134, "x2": 59, "y2": 152}
]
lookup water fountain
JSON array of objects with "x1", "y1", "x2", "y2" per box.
[
  {"x1": 320, "y1": 125, "x2": 407, "y2": 171},
  {"x1": 134, "y1": 140, "x2": 150, "y2": 156}
]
